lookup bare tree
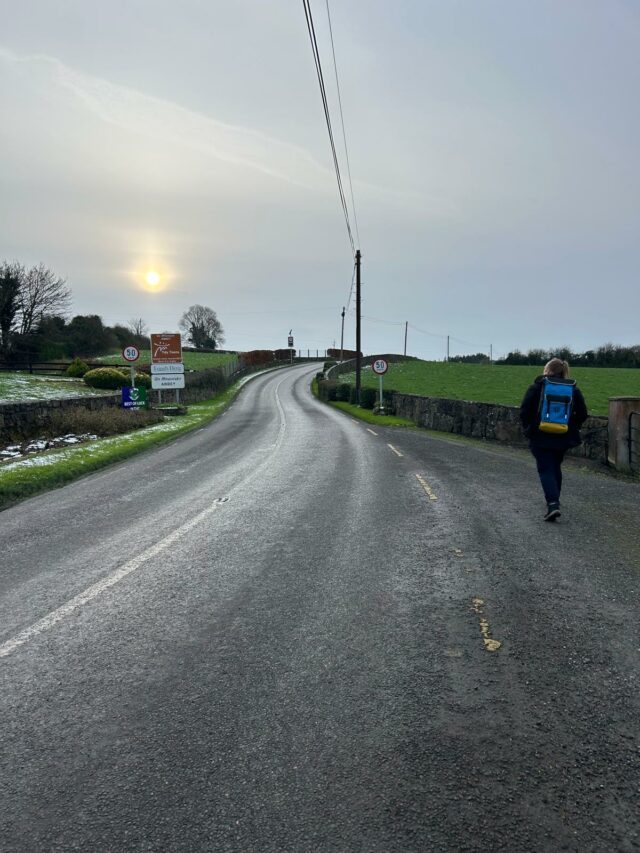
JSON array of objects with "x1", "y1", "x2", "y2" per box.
[
  {"x1": 19, "y1": 263, "x2": 72, "y2": 335},
  {"x1": 179, "y1": 305, "x2": 225, "y2": 349},
  {"x1": 128, "y1": 317, "x2": 148, "y2": 337}
]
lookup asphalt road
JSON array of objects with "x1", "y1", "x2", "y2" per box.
[{"x1": 1, "y1": 363, "x2": 639, "y2": 852}]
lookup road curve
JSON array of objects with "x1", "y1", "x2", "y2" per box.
[{"x1": 1, "y1": 363, "x2": 639, "y2": 852}]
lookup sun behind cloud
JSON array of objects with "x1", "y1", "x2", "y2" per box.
[{"x1": 145, "y1": 270, "x2": 160, "y2": 287}]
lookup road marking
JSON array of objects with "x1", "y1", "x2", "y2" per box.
[
  {"x1": 471, "y1": 598, "x2": 502, "y2": 652},
  {"x1": 453, "y1": 548, "x2": 464, "y2": 557},
  {"x1": 416, "y1": 474, "x2": 438, "y2": 501},
  {"x1": 387, "y1": 443, "x2": 404, "y2": 457},
  {"x1": 0, "y1": 501, "x2": 229, "y2": 660},
  {"x1": 0, "y1": 377, "x2": 290, "y2": 662},
  {"x1": 367, "y1": 428, "x2": 378, "y2": 436}
]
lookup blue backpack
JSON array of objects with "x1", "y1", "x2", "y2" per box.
[{"x1": 538, "y1": 377, "x2": 575, "y2": 434}]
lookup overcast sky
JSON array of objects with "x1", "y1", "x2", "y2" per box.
[{"x1": 1, "y1": 0, "x2": 639, "y2": 359}]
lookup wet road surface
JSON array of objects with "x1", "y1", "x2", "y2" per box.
[{"x1": 1, "y1": 363, "x2": 639, "y2": 851}]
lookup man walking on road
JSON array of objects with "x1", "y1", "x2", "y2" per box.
[{"x1": 520, "y1": 358, "x2": 588, "y2": 521}]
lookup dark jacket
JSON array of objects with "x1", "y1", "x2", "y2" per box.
[{"x1": 519, "y1": 375, "x2": 588, "y2": 450}]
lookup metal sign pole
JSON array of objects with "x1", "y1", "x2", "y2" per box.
[{"x1": 379, "y1": 374, "x2": 383, "y2": 411}]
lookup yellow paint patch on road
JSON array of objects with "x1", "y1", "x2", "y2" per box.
[
  {"x1": 471, "y1": 598, "x2": 502, "y2": 652},
  {"x1": 416, "y1": 474, "x2": 438, "y2": 501},
  {"x1": 387, "y1": 443, "x2": 404, "y2": 457},
  {"x1": 367, "y1": 428, "x2": 378, "y2": 436}
]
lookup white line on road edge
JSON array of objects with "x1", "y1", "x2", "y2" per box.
[
  {"x1": 367, "y1": 428, "x2": 378, "y2": 436},
  {"x1": 387, "y1": 443, "x2": 404, "y2": 457},
  {"x1": 0, "y1": 377, "x2": 290, "y2": 661},
  {"x1": 0, "y1": 501, "x2": 225, "y2": 660}
]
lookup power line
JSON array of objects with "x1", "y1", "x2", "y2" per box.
[
  {"x1": 302, "y1": 0, "x2": 355, "y2": 255},
  {"x1": 345, "y1": 260, "x2": 356, "y2": 311},
  {"x1": 325, "y1": 0, "x2": 360, "y2": 247}
]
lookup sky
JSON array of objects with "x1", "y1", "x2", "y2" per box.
[{"x1": 1, "y1": 0, "x2": 639, "y2": 360}]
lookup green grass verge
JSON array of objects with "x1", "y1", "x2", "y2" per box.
[
  {"x1": 98, "y1": 350, "x2": 237, "y2": 371},
  {"x1": 311, "y1": 379, "x2": 416, "y2": 428},
  {"x1": 0, "y1": 383, "x2": 242, "y2": 511},
  {"x1": 336, "y1": 361, "x2": 639, "y2": 417}
]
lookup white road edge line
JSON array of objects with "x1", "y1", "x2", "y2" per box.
[
  {"x1": 0, "y1": 374, "x2": 291, "y2": 661},
  {"x1": 367, "y1": 428, "x2": 378, "y2": 436},
  {"x1": 387, "y1": 443, "x2": 404, "y2": 457},
  {"x1": 0, "y1": 502, "x2": 224, "y2": 660}
]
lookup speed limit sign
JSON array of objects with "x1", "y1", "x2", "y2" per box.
[
  {"x1": 372, "y1": 358, "x2": 388, "y2": 375},
  {"x1": 122, "y1": 345, "x2": 140, "y2": 362}
]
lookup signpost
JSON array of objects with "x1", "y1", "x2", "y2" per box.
[
  {"x1": 288, "y1": 331, "x2": 294, "y2": 364},
  {"x1": 122, "y1": 344, "x2": 140, "y2": 390},
  {"x1": 150, "y1": 333, "x2": 182, "y2": 364},
  {"x1": 122, "y1": 386, "x2": 147, "y2": 409},
  {"x1": 372, "y1": 358, "x2": 389, "y2": 413},
  {"x1": 150, "y1": 333, "x2": 184, "y2": 405}
]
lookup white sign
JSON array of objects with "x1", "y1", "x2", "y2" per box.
[
  {"x1": 372, "y1": 358, "x2": 388, "y2": 375},
  {"x1": 122, "y1": 345, "x2": 140, "y2": 362},
  {"x1": 152, "y1": 375, "x2": 185, "y2": 390},
  {"x1": 151, "y1": 363, "x2": 185, "y2": 374}
]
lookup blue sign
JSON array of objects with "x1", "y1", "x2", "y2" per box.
[{"x1": 122, "y1": 386, "x2": 148, "y2": 409}]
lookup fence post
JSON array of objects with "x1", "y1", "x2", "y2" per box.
[{"x1": 608, "y1": 397, "x2": 640, "y2": 471}]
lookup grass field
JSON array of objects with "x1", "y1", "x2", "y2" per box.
[
  {"x1": 0, "y1": 374, "x2": 106, "y2": 402},
  {"x1": 99, "y1": 351, "x2": 237, "y2": 370},
  {"x1": 335, "y1": 361, "x2": 640, "y2": 417}
]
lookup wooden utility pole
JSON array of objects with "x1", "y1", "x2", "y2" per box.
[
  {"x1": 355, "y1": 250, "x2": 362, "y2": 403},
  {"x1": 404, "y1": 321, "x2": 408, "y2": 356},
  {"x1": 446, "y1": 335, "x2": 450, "y2": 362},
  {"x1": 340, "y1": 306, "x2": 345, "y2": 363}
]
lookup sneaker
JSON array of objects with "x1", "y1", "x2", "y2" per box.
[{"x1": 544, "y1": 503, "x2": 561, "y2": 522}]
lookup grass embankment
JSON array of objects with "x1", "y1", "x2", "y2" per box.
[
  {"x1": 0, "y1": 384, "x2": 241, "y2": 511},
  {"x1": 99, "y1": 351, "x2": 237, "y2": 370},
  {"x1": 336, "y1": 362, "x2": 639, "y2": 417},
  {"x1": 311, "y1": 379, "x2": 417, "y2": 429}
]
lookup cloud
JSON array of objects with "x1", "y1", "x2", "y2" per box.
[{"x1": 0, "y1": 46, "x2": 335, "y2": 193}]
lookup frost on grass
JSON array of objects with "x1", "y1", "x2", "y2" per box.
[{"x1": 0, "y1": 374, "x2": 105, "y2": 402}]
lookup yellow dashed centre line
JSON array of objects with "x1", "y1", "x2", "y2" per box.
[
  {"x1": 416, "y1": 474, "x2": 438, "y2": 501},
  {"x1": 387, "y1": 443, "x2": 404, "y2": 457},
  {"x1": 471, "y1": 598, "x2": 502, "y2": 652},
  {"x1": 367, "y1": 428, "x2": 378, "y2": 436}
]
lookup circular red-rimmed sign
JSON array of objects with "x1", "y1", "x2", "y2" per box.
[
  {"x1": 122, "y1": 345, "x2": 140, "y2": 362},
  {"x1": 372, "y1": 358, "x2": 388, "y2": 375}
]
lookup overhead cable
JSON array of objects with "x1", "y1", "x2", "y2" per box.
[
  {"x1": 302, "y1": 0, "x2": 355, "y2": 255},
  {"x1": 325, "y1": 0, "x2": 360, "y2": 247}
]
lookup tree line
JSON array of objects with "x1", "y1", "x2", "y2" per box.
[
  {"x1": 497, "y1": 344, "x2": 640, "y2": 369},
  {"x1": 1, "y1": 260, "x2": 225, "y2": 362}
]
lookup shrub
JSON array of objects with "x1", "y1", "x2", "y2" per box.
[
  {"x1": 83, "y1": 367, "x2": 151, "y2": 389},
  {"x1": 349, "y1": 386, "x2": 358, "y2": 405},
  {"x1": 243, "y1": 350, "x2": 275, "y2": 366},
  {"x1": 323, "y1": 360, "x2": 337, "y2": 370},
  {"x1": 49, "y1": 406, "x2": 165, "y2": 437},
  {"x1": 315, "y1": 371, "x2": 325, "y2": 382},
  {"x1": 83, "y1": 367, "x2": 130, "y2": 389},
  {"x1": 67, "y1": 357, "x2": 89, "y2": 377},
  {"x1": 317, "y1": 379, "x2": 337, "y2": 401},
  {"x1": 336, "y1": 383, "x2": 352, "y2": 402},
  {"x1": 360, "y1": 388, "x2": 377, "y2": 409}
]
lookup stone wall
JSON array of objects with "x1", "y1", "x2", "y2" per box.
[
  {"x1": 392, "y1": 393, "x2": 609, "y2": 462},
  {"x1": 0, "y1": 394, "x2": 120, "y2": 442},
  {"x1": 0, "y1": 362, "x2": 278, "y2": 442}
]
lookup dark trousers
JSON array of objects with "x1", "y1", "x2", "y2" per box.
[{"x1": 530, "y1": 446, "x2": 565, "y2": 505}]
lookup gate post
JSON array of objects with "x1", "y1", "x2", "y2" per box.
[{"x1": 608, "y1": 397, "x2": 640, "y2": 471}]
